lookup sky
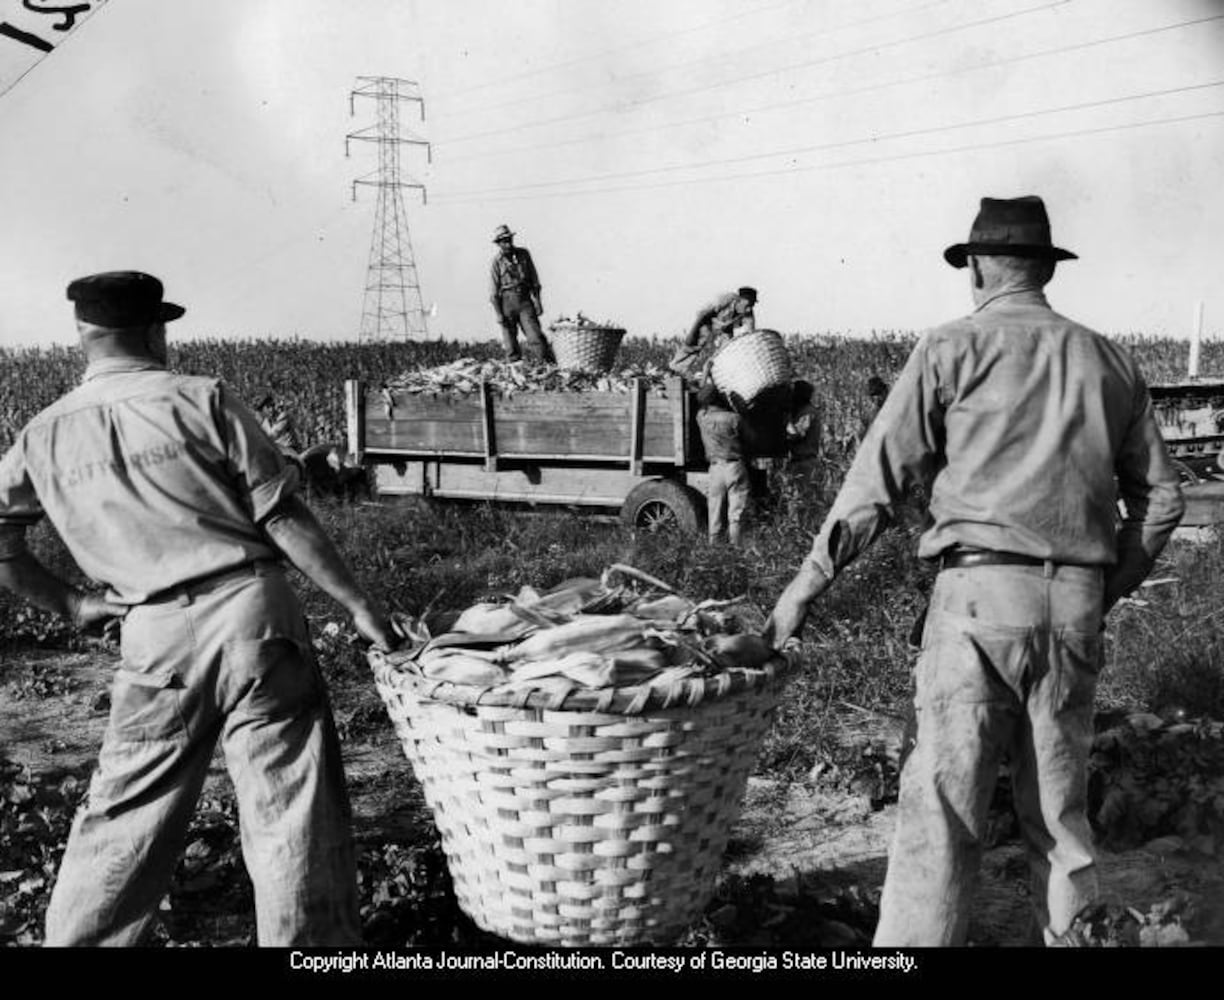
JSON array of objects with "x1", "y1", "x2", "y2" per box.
[{"x1": 0, "y1": 0, "x2": 1221, "y2": 351}]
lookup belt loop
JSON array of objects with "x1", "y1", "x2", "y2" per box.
[{"x1": 1044, "y1": 559, "x2": 1055, "y2": 579}]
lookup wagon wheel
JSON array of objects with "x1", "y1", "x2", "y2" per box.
[{"x1": 620, "y1": 480, "x2": 706, "y2": 535}]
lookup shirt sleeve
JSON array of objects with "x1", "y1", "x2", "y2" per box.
[
  {"x1": 1106, "y1": 376, "x2": 1186, "y2": 601},
  {"x1": 520, "y1": 249, "x2": 541, "y2": 294},
  {"x1": 490, "y1": 258, "x2": 502, "y2": 303},
  {"x1": 214, "y1": 385, "x2": 300, "y2": 523},
  {"x1": 803, "y1": 338, "x2": 944, "y2": 578},
  {"x1": 0, "y1": 439, "x2": 43, "y2": 560}
]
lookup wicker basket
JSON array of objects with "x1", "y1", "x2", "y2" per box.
[
  {"x1": 710, "y1": 330, "x2": 794, "y2": 408},
  {"x1": 549, "y1": 324, "x2": 625, "y2": 373},
  {"x1": 370, "y1": 648, "x2": 794, "y2": 946}
]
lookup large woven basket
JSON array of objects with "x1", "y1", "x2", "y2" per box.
[
  {"x1": 710, "y1": 329, "x2": 794, "y2": 408},
  {"x1": 549, "y1": 324, "x2": 625, "y2": 373},
  {"x1": 370, "y1": 649, "x2": 793, "y2": 946}
]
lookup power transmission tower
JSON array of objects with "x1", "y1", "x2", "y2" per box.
[{"x1": 346, "y1": 76, "x2": 430, "y2": 341}]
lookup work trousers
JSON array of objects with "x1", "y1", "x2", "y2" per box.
[
  {"x1": 706, "y1": 459, "x2": 750, "y2": 543},
  {"x1": 873, "y1": 562, "x2": 1104, "y2": 947},
  {"x1": 497, "y1": 289, "x2": 552, "y2": 362},
  {"x1": 44, "y1": 563, "x2": 360, "y2": 947}
]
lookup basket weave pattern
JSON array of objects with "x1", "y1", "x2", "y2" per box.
[
  {"x1": 549, "y1": 325, "x2": 625, "y2": 373},
  {"x1": 372, "y1": 658, "x2": 788, "y2": 946},
  {"x1": 710, "y1": 330, "x2": 794, "y2": 406}
]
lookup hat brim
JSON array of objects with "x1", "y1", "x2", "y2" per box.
[
  {"x1": 159, "y1": 302, "x2": 186, "y2": 322},
  {"x1": 944, "y1": 243, "x2": 1078, "y2": 269}
]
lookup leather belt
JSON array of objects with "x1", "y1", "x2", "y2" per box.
[{"x1": 939, "y1": 548, "x2": 1049, "y2": 571}]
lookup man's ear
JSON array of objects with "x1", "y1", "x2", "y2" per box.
[{"x1": 969, "y1": 256, "x2": 984, "y2": 290}]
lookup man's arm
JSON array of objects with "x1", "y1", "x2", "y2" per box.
[
  {"x1": 489, "y1": 259, "x2": 504, "y2": 316},
  {"x1": 1105, "y1": 383, "x2": 1185, "y2": 611},
  {"x1": 0, "y1": 548, "x2": 128, "y2": 629},
  {"x1": 262, "y1": 495, "x2": 396, "y2": 649},
  {"x1": 520, "y1": 249, "x2": 542, "y2": 312},
  {"x1": 764, "y1": 339, "x2": 944, "y2": 644}
]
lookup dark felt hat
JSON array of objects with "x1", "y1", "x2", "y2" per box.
[
  {"x1": 943, "y1": 196, "x2": 1077, "y2": 269},
  {"x1": 737, "y1": 286, "x2": 758, "y2": 301},
  {"x1": 66, "y1": 271, "x2": 186, "y2": 326},
  {"x1": 492, "y1": 224, "x2": 515, "y2": 243}
]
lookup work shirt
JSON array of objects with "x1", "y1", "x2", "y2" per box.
[
  {"x1": 803, "y1": 288, "x2": 1185, "y2": 596},
  {"x1": 489, "y1": 246, "x2": 541, "y2": 301},
  {"x1": 692, "y1": 292, "x2": 755, "y2": 343},
  {"x1": 697, "y1": 406, "x2": 746, "y2": 463},
  {"x1": 0, "y1": 357, "x2": 297, "y2": 604}
]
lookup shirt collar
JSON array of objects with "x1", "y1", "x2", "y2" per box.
[
  {"x1": 973, "y1": 287, "x2": 1051, "y2": 313},
  {"x1": 83, "y1": 357, "x2": 167, "y2": 382}
]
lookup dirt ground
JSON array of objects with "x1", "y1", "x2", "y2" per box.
[{"x1": 2, "y1": 648, "x2": 1222, "y2": 948}]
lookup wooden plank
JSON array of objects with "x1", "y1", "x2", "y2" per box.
[
  {"x1": 373, "y1": 460, "x2": 657, "y2": 507},
  {"x1": 481, "y1": 381, "x2": 499, "y2": 472},
  {"x1": 1181, "y1": 480, "x2": 1224, "y2": 527},
  {"x1": 345, "y1": 380, "x2": 364, "y2": 463},
  {"x1": 670, "y1": 376, "x2": 686, "y2": 468},
  {"x1": 629, "y1": 378, "x2": 645, "y2": 475},
  {"x1": 366, "y1": 389, "x2": 680, "y2": 458}
]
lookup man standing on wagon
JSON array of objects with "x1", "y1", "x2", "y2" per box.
[
  {"x1": 490, "y1": 223, "x2": 554, "y2": 363},
  {"x1": 0, "y1": 271, "x2": 399, "y2": 946},
  {"x1": 765, "y1": 196, "x2": 1185, "y2": 946}
]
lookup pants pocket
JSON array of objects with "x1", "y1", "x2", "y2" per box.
[
  {"x1": 223, "y1": 636, "x2": 322, "y2": 720},
  {"x1": 108, "y1": 666, "x2": 186, "y2": 741}
]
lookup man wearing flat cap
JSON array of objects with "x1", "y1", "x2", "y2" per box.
[
  {"x1": 489, "y1": 223, "x2": 553, "y2": 363},
  {"x1": 0, "y1": 271, "x2": 397, "y2": 946},
  {"x1": 671, "y1": 286, "x2": 758, "y2": 378},
  {"x1": 766, "y1": 196, "x2": 1185, "y2": 946}
]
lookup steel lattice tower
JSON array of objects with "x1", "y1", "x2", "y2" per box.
[{"x1": 346, "y1": 76, "x2": 430, "y2": 341}]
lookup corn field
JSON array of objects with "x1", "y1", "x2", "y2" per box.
[{"x1": 0, "y1": 332, "x2": 1220, "y2": 461}]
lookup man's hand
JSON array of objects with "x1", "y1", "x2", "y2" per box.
[
  {"x1": 762, "y1": 563, "x2": 831, "y2": 648},
  {"x1": 352, "y1": 603, "x2": 398, "y2": 652},
  {"x1": 68, "y1": 591, "x2": 129, "y2": 631}
]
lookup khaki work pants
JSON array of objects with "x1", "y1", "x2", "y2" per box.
[
  {"x1": 707, "y1": 459, "x2": 750, "y2": 543},
  {"x1": 873, "y1": 562, "x2": 1104, "y2": 947},
  {"x1": 44, "y1": 563, "x2": 360, "y2": 946},
  {"x1": 497, "y1": 289, "x2": 552, "y2": 362}
]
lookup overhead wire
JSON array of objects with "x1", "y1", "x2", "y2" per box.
[
  {"x1": 435, "y1": 80, "x2": 1224, "y2": 199},
  {"x1": 442, "y1": 0, "x2": 804, "y2": 102},
  {"x1": 433, "y1": 0, "x2": 1070, "y2": 147},
  {"x1": 432, "y1": 108, "x2": 1224, "y2": 205},
  {"x1": 445, "y1": 0, "x2": 955, "y2": 119},
  {"x1": 444, "y1": 12, "x2": 1224, "y2": 165}
]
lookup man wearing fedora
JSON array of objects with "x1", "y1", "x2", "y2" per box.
[
  {"x1": 489, "y1": 223, "x2": 553, "y2": 363},
  {"x1": 671, "y1": 286, "x2": 758, "y2": 377},
  {"x1": 765, "y1": 196, "x2": 1184, "y2": 946},
  {"x1": 0, "y1": 271, "x2": 398, "y2": 946}
]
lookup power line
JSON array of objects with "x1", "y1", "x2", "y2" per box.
[
  {"x1": 442, "y1": 0, "x2": 803, "y2": 103},
  {"x1": 433, "y1": 108, "x2": 1224, "y2": 205},
  {"x1": 446, "y1": 12, "x2": 1224, "y2": 165},
  {"x1": 444, "y1": 0, "x2": 954, "y2": 119},
  {"x1": 434, "y1": 0, "x2": 1069, "y2": 148},
  {"x1": 437, "y1": 80, "x2": 1224, "y2": 199}
]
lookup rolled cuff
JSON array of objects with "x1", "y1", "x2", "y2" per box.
[{"x1": 248, "y1": 463, "x2": 301, "y2": 523}]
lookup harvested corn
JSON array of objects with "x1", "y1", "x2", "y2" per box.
[
  {"x1": 381, "y1": 356, "x2": 673, "y2": 397},
  {"x1": 390, "y1": 564, "x2": 775, "y2": 693}
]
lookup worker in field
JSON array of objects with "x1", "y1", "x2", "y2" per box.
[
  {"x1": 670, "y1": 286, "x2": 758, "y2": 378},
  {"x1": 764, "y1": 196, "x2": 1185, "y2": 947},
  {"x1": 785, "y1": 379, "x2": 823, "y2": 485},
  {"x1": 0, "y1": 271, "x2": 399, "y2": 946},
  {"x1": 696, "y1": 382, "x2": 751, "y2": 545},
  {"x1": 489, "y1": 223, "x2": 554, "y2": 363}
]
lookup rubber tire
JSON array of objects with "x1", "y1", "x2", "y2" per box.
[{"x1": 620, "y1": 479, "x2": 707, "y2": 535}]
